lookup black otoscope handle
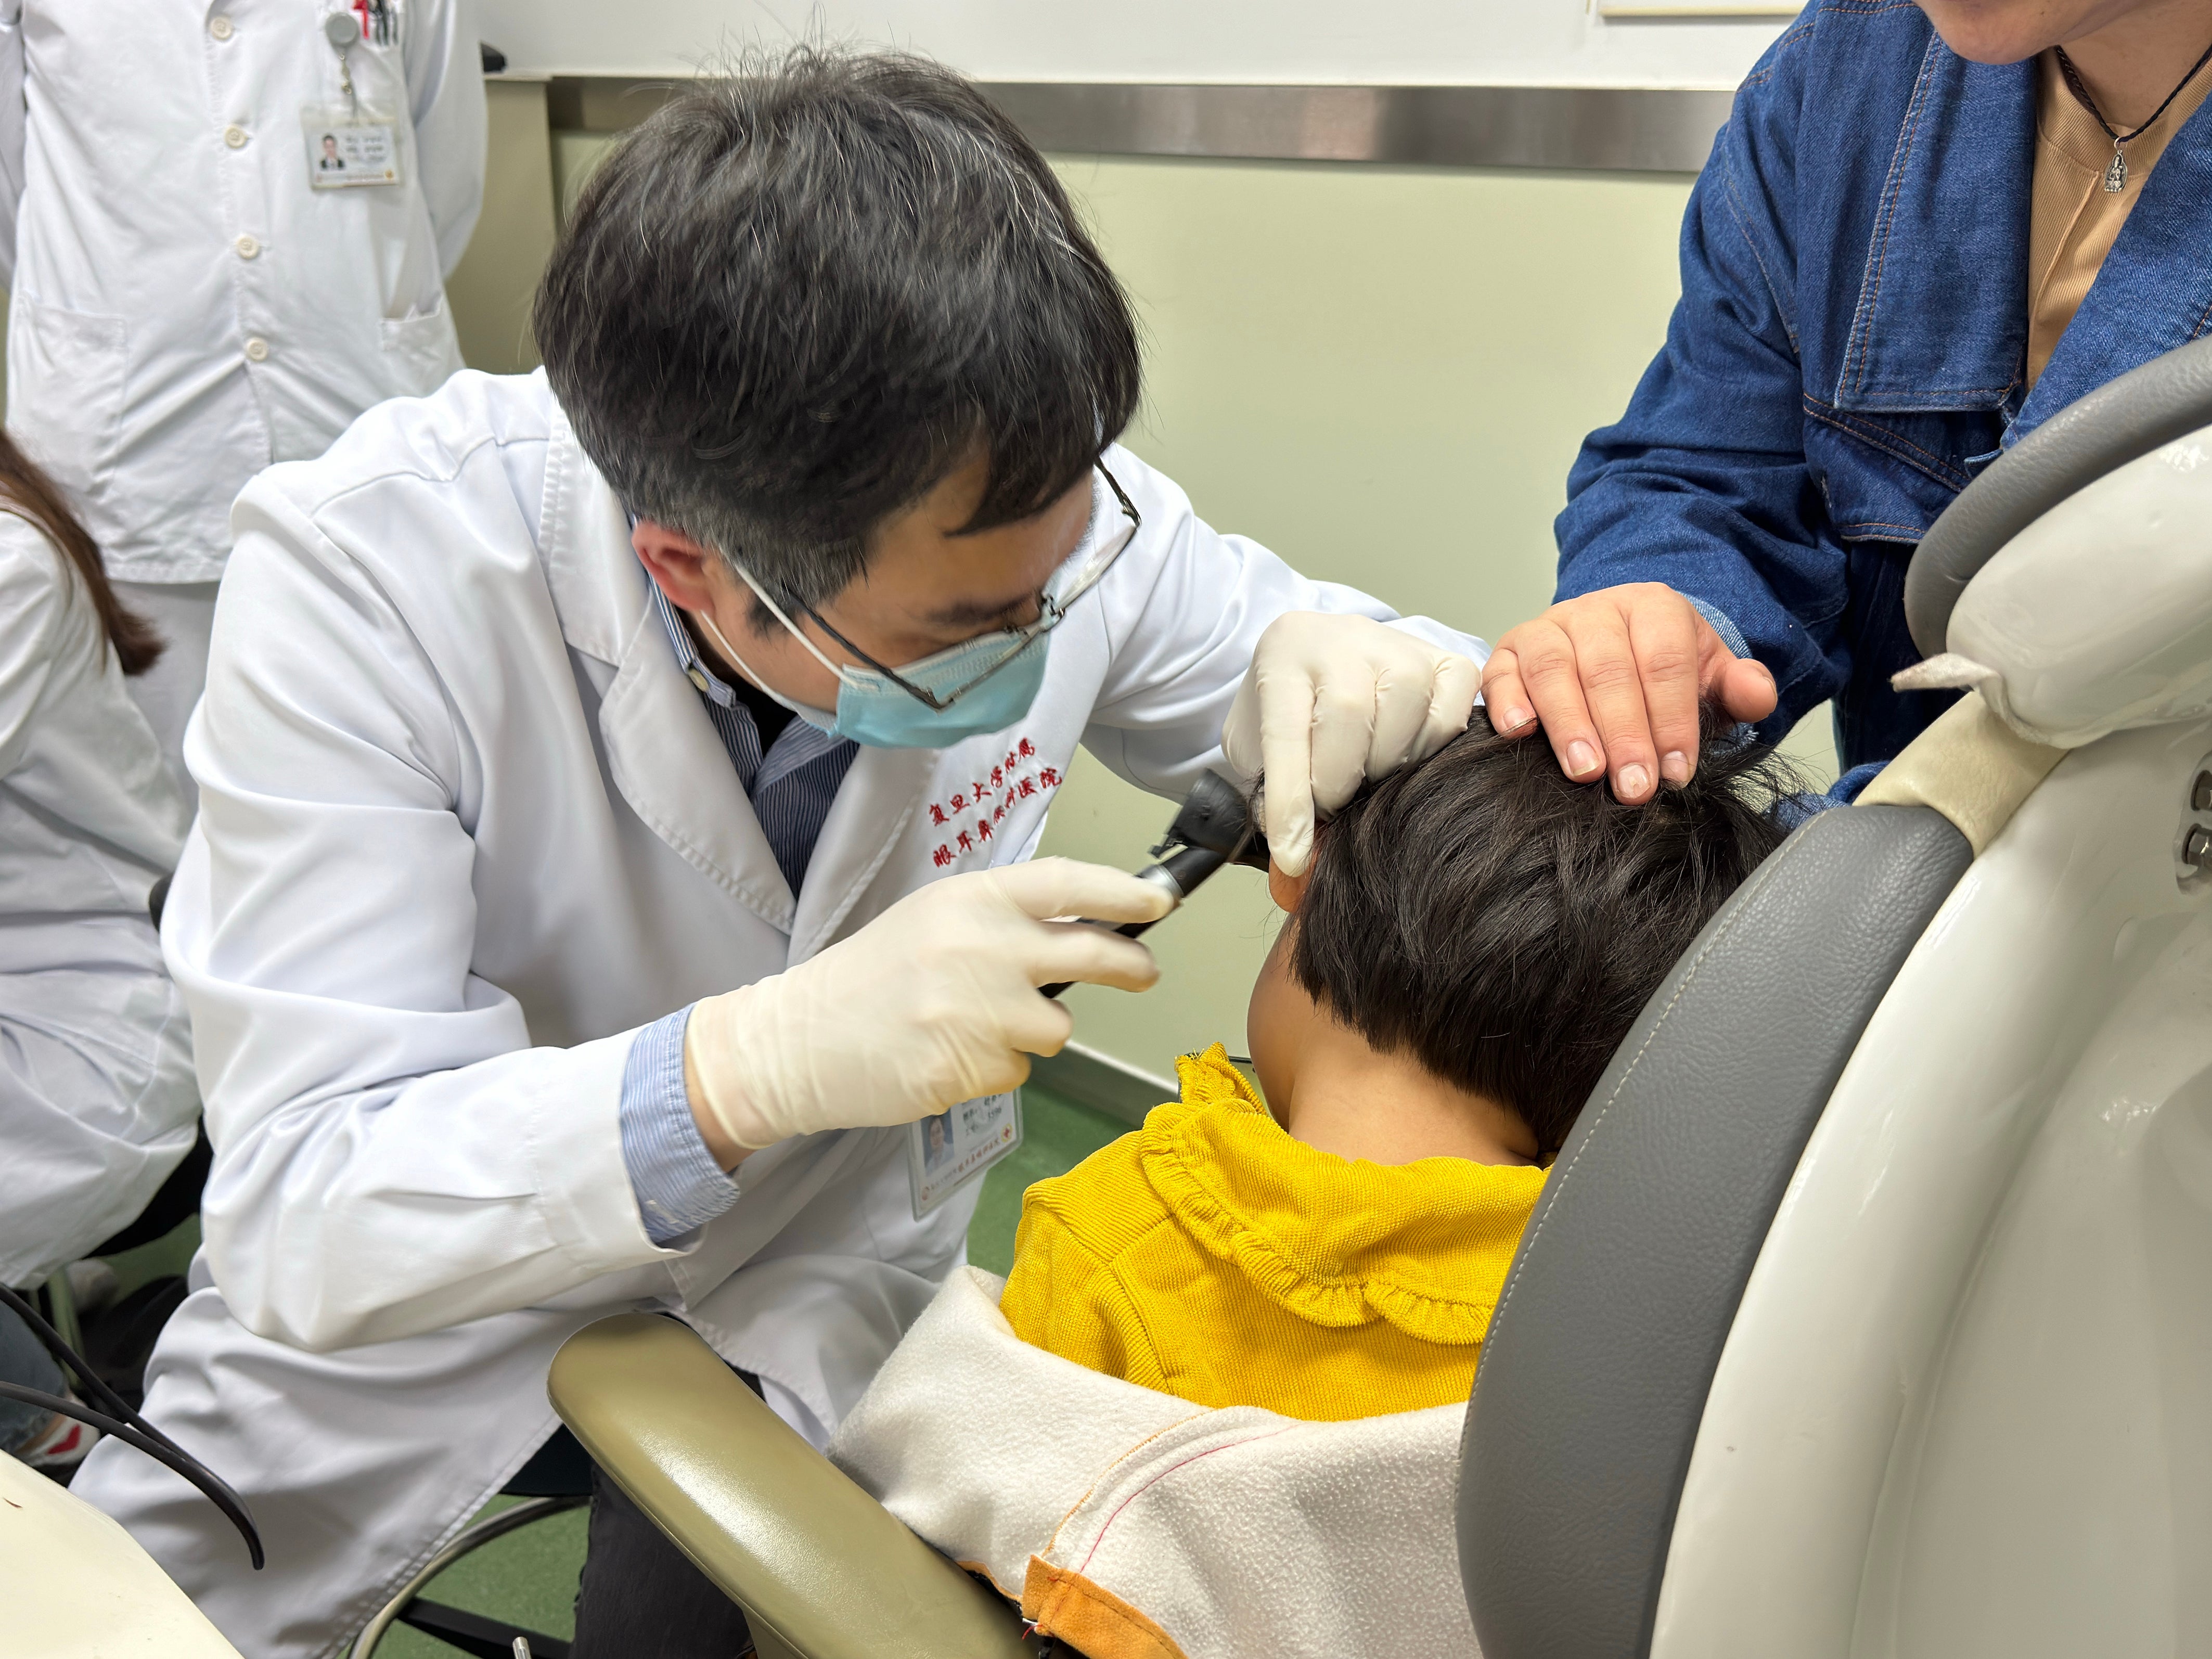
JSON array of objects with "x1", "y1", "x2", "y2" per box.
[{"x1": 1040, "y1": 845, "x2": 1227, "y2": 998}]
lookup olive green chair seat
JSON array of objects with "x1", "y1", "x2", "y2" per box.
[{"x1": 547, "y1": 1314, "x2": 1036, "y2": 1659}]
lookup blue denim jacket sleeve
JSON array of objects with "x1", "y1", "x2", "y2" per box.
[
  {"x1": 1554, "y1": 22, "x2": 1845, "y2": 742},
  {"x1": 619, "y1": 1006, "x2": 740, "y2": 1246}
]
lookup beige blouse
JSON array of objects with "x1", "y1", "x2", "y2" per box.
[{"x1": 2028, "y1": 48, "x2": 2212, "y2": 388}]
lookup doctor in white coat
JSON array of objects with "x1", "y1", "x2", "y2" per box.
[
  {"x1": 0, "y1": 0, "x2": 486, "y2": 789},
  {"x1": 71, "y1": 53, "x2": 1485, "y2": 1656}
]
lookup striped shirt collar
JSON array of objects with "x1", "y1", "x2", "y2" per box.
[
  {"x1": 648, "y1": 575, "x2": 741, "y2": 709},
  {"x1": 645, "y1": 577, "x2": 851, "y2": 795}
]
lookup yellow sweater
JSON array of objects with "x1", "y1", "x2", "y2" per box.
[{"x1": 1000, "y1": 1045, "x2": 1549, "y2": 1422}]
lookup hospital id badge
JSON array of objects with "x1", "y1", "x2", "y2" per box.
[
  {"x1": 907, "y1": 1090, "x2": 1023, "y2": 1219},
  {"x1": 302, "y1": 108, "x2": 403, "y2": 188}
]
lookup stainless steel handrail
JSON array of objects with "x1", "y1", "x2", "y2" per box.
[{"x1": 536, "y1": 77, "x2": 1733, "y2": 173}]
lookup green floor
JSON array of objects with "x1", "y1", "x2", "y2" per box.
[{"x1": 370, "y1": 1081, "x2": 1127, "y2": 1656}]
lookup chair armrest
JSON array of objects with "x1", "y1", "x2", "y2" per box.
[{"x1": 548, "y1": 1314, "x2": 1032, "y2": 1659}]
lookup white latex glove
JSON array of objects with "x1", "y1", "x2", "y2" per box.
[
  {"x1": 1221, "y1": 612, "x2": 1481, "y2": 877},
  {"x1": 684, "y1": 858, "x2": 1173, "y2": 1151}
]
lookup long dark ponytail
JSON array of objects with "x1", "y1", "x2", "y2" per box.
[{"x1": 0, "y1": 431, "x2": 162, "y2": 675}]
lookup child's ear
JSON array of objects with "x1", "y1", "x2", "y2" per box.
[{"x1": 1267, "y1": 858, "x2": 1310, "y2": 912}]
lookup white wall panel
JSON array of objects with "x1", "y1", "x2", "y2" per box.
[{"x1": 478, "y1": 0, "x2": 1795, "y2": 92}]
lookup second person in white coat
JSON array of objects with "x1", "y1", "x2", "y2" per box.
[
  {"x1": 74, "y1": 50, "x2": 1485, "y2": 1656},
  {"x1": 0, "y1": 0, "x2": 487, "y2": 789},
  {"x1": 0, "y1": 431, "x2": 195, "y2": 1471}
]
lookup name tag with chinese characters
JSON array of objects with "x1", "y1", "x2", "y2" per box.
[
  {"x1": 302, "y1": 108, "x2": 402, "y2": 189},
  {"x1": 908, "y1": 1091, "x2": 1023, "y2": 1219}
]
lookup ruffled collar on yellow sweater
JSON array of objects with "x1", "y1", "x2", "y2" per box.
[{"x1": 1139, "y1": 1045, "x2": 1548, "y2": 1347}]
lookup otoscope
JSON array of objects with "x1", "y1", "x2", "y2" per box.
[{"x1": 1041, "y1": 770, "x2": 1270, "y2": 998}]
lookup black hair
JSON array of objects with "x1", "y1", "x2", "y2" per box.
[
  {"x1": 534, "y1": 46, "x2": 1141, "y2": 611},
  {"x1": 1289, "y1": 709, "x2": 1798, "y2": 1159}
]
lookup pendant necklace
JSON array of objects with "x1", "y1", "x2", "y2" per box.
[{"x1": 2055, "y1": 36, "x2": 2212, "y2": 192}]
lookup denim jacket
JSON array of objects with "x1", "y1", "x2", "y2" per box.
[{"x1": 1555, "y1": 1, "x2": 2212, "y2": 770}]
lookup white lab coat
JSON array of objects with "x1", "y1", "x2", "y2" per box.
[
  {"x1": 0, "y1": 0, "x2": 485, "y2": 584},
  {"x1": 0, "y1": 513, "x2": 195, "y2": 1288},
  {"x1": 70, "y1": 369, "x2": 1486, "y2": 1656}
]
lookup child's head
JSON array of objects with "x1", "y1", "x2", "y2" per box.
[{"x1": 1250, "y1": 709, "x2": 1798, "y2": 1160}]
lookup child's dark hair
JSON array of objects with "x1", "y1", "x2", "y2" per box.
[{"x1": 1288, "y1": 708, "x2": 1797, "y2": 1159}]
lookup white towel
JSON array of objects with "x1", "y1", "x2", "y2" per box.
[{"x1": 828, "y1": 1266, "x2": 1479, "y2": 1659}]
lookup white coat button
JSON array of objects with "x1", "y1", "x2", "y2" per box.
[
  {"x1": 234, "y1": 234, "x2": 260, "y2": 260},
  {"x1": 209, "y1": 15, "x2": 235, "y2": 40},
  {"x1": 223, "y1": 124, "x2": 248, "y2": 149},
  {"x1": 243, "y1": 337, "x2": 269, "y2": 363}
]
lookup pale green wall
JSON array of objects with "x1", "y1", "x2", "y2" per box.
[
  {"x1": 552, "y1": 131, "x2": 611, "y2": 223},
  {"x1": 443, "y1": 80, "x2": 559, "y2": 375},
  {"x1": 463, "y1": 133, "x2": 1838, "y2": 1085}
]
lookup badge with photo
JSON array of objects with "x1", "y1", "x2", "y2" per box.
[{"x1": 907, "y1": 1091, "x2": 1024, "y2": 1219}]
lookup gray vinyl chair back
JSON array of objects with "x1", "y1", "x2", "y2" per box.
[
  {"x1": 1459, "y1": 328, "x2": 2212, "y2": 1658},
  {"x1": 1456, "y1": 803, "x2": 1972, "y2": 1657},
  {"x1": 1905, "y1": 332, "x2": 2212, "y2": 655}
]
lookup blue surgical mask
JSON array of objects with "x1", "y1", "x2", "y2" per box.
[
  {"x1": 696, "y1": 465, "x2": 1141, "y2": 750},
  {"x1": 698, "y1": 603, "x2": 1053, "y2": 748}
]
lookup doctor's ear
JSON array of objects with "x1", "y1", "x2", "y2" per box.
[
  {"x1": 1267, "y1": 858, "x2": 1311, "y2": 913},
  {"x1": 631, "y1": 519, "x2": 722, "y2": 613}
]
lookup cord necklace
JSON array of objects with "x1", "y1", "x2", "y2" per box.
[{"x1": 2054, "y1": 35, "x2": 2212, "y2": 191}]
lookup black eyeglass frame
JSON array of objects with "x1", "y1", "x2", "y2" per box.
[{"x1": 785, "y1": 462, "x2": 1141, "y2": 714}]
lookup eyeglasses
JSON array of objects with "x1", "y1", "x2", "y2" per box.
[
  {"x1": 782, "y1": 461, "x2": 1141, "y2": 713},
  {"x1": 721, "y1": 462, "x2": 1141, "y2": 716},
  {"x1": 761, "y1": 462, "x2": 1141, "y2": 716}
]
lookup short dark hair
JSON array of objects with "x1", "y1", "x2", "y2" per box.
[
  {"x1": 1289, "y1": 710, "x2": 1798, "y2": 1159},
  {"x1": 535, "y1": 47, "x2": 1140, "y2": 609}
]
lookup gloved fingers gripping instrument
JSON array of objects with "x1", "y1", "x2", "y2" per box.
[
  {"x1": 0, "y1": 1282, "x2": 264, "y2": 1568},
  {"x1": 686, "y1": 858, "x2": 1172, "y2": 1150},
  {"x1": 1041, "y1": 770, "x2": 1269, "y2": 998}
]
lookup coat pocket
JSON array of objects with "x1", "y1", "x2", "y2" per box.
[
  {"x1": 6, "y1": 295, "x2": 128, "y2": 505},
  {"x1": 378, "y1": 290, "x2": 462, "y2": 390}
]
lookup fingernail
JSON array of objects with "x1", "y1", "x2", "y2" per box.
[
  {"x1": 1499, "y1": 705, "x2": 1532, "y2": 733},
  {"x1": 1565, "y1": 741, "x2": 1600, "y2": 778},
  {"x1": 1661, "y1": 750, "x2": 1691, "y2": 786},
  {"x1": 1618, "y1": 763, "x2": 1650, "y2": 799}
]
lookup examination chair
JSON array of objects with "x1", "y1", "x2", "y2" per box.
[{"x1": 542, "y1": 334, "x2": 2212, "y2": 1659}]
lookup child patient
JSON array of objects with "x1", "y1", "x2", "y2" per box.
[{"x1": 998, "y1": 709, "x2": 1796, "y2": 1421}]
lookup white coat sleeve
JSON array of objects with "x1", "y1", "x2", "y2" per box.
[
  {"x1": 405, "y1": 0, "x2": 486, "y2": 278},
  {"x1": 1076, "y1": 449, "x2": 1489, "y2": 799},
  {"x1": 171, "y1": 500, "x2": 671, "y2": 1353},
  {"x1": 0, "y1": 0, "x2": 25, "y2": 292}
]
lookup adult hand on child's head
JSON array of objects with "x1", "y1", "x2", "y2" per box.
[
  {"x1": 1478, "y1": 583, "x2": 1777, "y2": 805},
  {"x1": 1223, "y1": 613, "x2": 1480, "y2": 878}
]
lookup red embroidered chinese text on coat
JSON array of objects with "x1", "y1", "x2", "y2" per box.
[{"x1": 924, "y1": 738, "x2": 1063, "y2": 869}]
